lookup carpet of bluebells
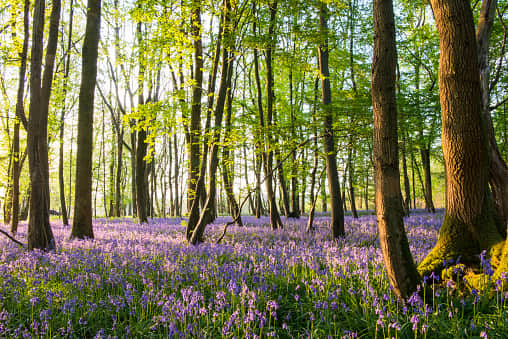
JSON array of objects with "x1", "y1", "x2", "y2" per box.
[{"x1": 0, "y1": 211, "x2": 506, "y2": 338}]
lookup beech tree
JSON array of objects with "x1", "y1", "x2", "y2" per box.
[
  {"x1": 318, "y1": 2, "x2": 344, "y2": 238},
  {"x1": 27, "y1": 0, "x2": 60, "y2": 250},
  {"x1": 71, "y1": 0, "x2": 101, "y2": 239},
  {"x1": 418, "y1": 0, "x2": 504, "y2": 277},
  {"x1": 372, "y1": 0, "x2": 420, "y2": 299}
]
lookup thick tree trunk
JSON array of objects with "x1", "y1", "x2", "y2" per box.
[
  {"x1": 72, "y1": 0, "x2": 100, "y2": 239},
  {"x1": 372, "y1": 0, "x2": 420, "y2": 300},
  {"x1": 11, "y1": 0, "x2": 30, "y2": 234},
  {"x1": 318, "y1": 3, "x2": 344, "y2": 238},
  {"x1": 28, "y1": 0, "x2": 60, "y2": 250},
  {"x1": 418, "y1": 0, "x2": 503, "y2": 277}
]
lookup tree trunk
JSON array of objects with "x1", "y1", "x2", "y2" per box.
[
  {"x1": 58, "y1": 0, "x2": 74, "y2": 226},
  {"x1": 348, "y1": 143, "x2": 358, "y2": 218},
  {"x1": 187, "y1": 4, "x2": 220, "y2": 230},
  {"x1": 252, "y1": 0, "x2": 282, "y2": 229},
  {"x1": 420, "y1": 147, "x2": 435, "y2": 213},
  {"x1": 173, "y1": 133, "x2": 181, "y2": 217},
  {"x1": 11, "y1": 0, "x2": 30, "y2": 234},
  {"x1": 114, "y1": 128, "x2": 124, "y2": 217},
  {"x1": 318, "y1": 3, "x2": 344, "y2": 238},
  {"x1": 189, "y1": 0, "x2": 233, "y2": 244},
  {"x1": 372, "y1": 0, "x2": 420, "y2": 300},
  {"x1": 418, "y1": 0, "x2": 503, "y2": 277},
  {"x1": 187, "y1": 0, "x2": 203, "y2": 212},
  {"x1": 221, "y1": 88, "x2": 242, "y2": 225},
  {"x1": 275, "y1": 147, "x2": 290, "y2": 217},
  {"x1": 72, "y1": 0, "x2": 100, "y2": 239},
  {"x1": 28, "y1": 0, "x2": 60, "y2": 250},
  {"x1": 476, "y1": 0, "x2": 508, "y2": 234}
]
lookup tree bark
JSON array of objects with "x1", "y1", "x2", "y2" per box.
[
  {"x1": 348, "y1": 142, "x2": 358, "y2": 218},
  {"x1": 11, "y1": 0, "x2": 30, "y2": 235},
  {"x1": 72, "y1": 0, "x2": 100, "y2": 239},
  {"x1": 189, "y1": 0, "x2": 233, "y2": 243},
  {"x1": 252, "y1": 0, "x2": 282, "y2": 229},
  {"x1": 221, "y1": 86, "x2": 242, "y2": 225},
  {"x1": 420, "y1": 147, "x2": 435, "y2": 213},
  {"x1": 476, "y1": 0, "x2": 508, "y2": 234},
  {"x1": 372, "y1": 0, "x2": 420, "y2": 300},
  {"x1": 318, "y1": 3, "x2": 344, "y2": 238},
  {"x1": 418, "y1": 0, "x2": 503, "y2": 277},
  {"x1": 187, "y1": 5, "x2": 220, "y2": 231},
  {"x1": 58, "y1": 0, "x2": 74, "y2": 226},
  {"x1": 187, "y1": 0, "x2": 203, "y2": 212},
  {"x1": 28, "y1": 0, "x2": 60, "y2": 250}
]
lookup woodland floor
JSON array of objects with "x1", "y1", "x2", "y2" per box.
[{"x1": 0, "y1": 211, "x2": 505, "y2": 338}]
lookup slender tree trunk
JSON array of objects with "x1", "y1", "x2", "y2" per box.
[
  {"x1": 187, "y1": 5, "x2": 219, "y2": 229},
  {"x1": 72, "y1": 0, "x2": 101, "y2": 239},
  {"x1": 174, "y1": 133, "x2": 181, "y2": 217},
  {"x1": 308, "y1": 81, "x2": 319, "y2": 231},
  {"x1": 11, "y1": 0, "x2": 30, "y2": 234},
  {"x1": 419, "y1": 0, "x2": 503, "y2": 277},
  {"x1": 189, "y1": 0, "x2": 234, "y2": 243},
  {"x1": 28, "y1": 0, "x2": 60, "y2": 250},
  {"x1": 265, "y1": 0, "x2": 283, "y2": 230},
  {"x1": 420, "y1": 147, "x2": 435, "y2": 213},
  {"x1": 401, "y1": 131, "x2": 411, "y2": 216},
  {"x1": 318, "y1": 3, "x2": 344, "y2": 238},
  {"x1": 58, "y1": 0, "x2": 73, "y2": 226},
  {"x1": 289, "y1": 70, "x2": 300, "y2": 218},
  {"x1": 252, "y1": 1, "x2": 282, "y2": 229},
  {"x1": 348, "y1": 142, "x2": 358, "y2": 218},
  {"x1": 275, "y1": 145, "x2": 290, "y2": 217},
  {"x1": 115, "y1": 128, "x2": 123, "y2": 217},
  {"x1": 476, "y1": 0, "x2": 508, "y2": 234},
  {"x1": 187, "y1": 0, "x2": 203, "y2": 212},
  {"x1": 222, "y1": 88, "x2": 242, "y2": 225},
  {"x1": 372, "y1": 0, "x2": 420, "y2": 300}
]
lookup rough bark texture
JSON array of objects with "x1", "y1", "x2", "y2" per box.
[
  {"x1": 318, "y1": 3, "x2": 344, "y2": 238},
  {"x1": 418, "y1": 0, "x2": 503, "y2": 277},
  {"x1": 72, "y1": 0, "x2": 101, "y2": 239},
  {"x1": 372, "y1": 0, "x2": 420, "y2": 300},
  {"x1": 28, "y1": 0, "x2": 60, "y2": 250}
]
